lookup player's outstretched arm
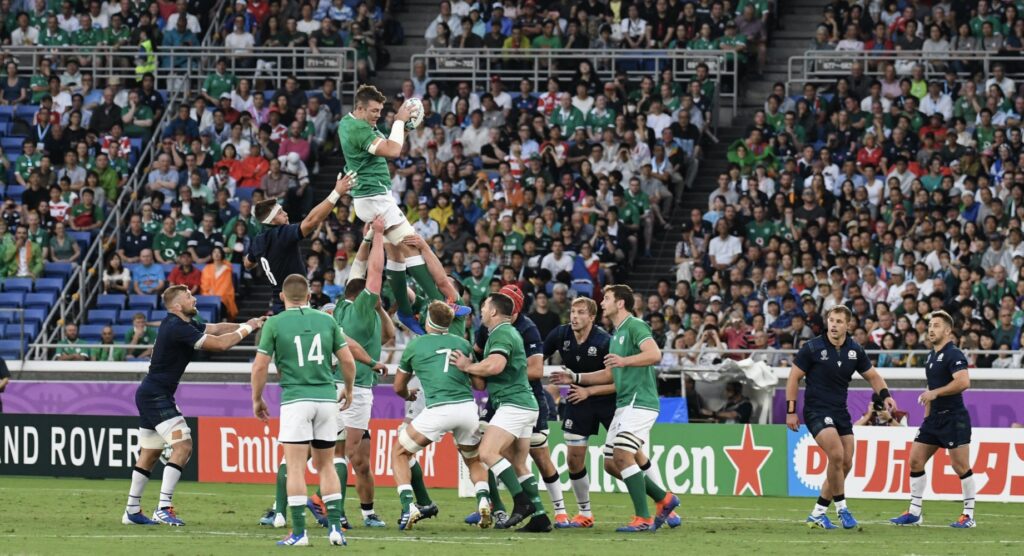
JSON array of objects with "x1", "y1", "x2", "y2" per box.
[
  {"x1": 205, "y1": 321, "x2": 258, "y2": 335},
  {"x1": 452, "y1": 351, "x2": 506, "y2": 377},
  {"x1": 251, "y1": 352, "x2": 272, "y2": 421},
  {"x1": 402, "y1": 234, "x2": 459, "y2": 301},
  {"x1": 299, "y1": 172, "x2": 356, "y2": 237},
  {"x1": 553, "y1": 367, "x2": 613, "y2": 386},
  {"x1": 785, "y1": 365, "x2": 805, "y2": 431},
  {"x1": 200, "y1": 317, "x2": 265, "y2": 352}
]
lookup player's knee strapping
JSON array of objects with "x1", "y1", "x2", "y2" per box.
[
  {"x1": 564, "y1": 432, "x2": 588, "y2": 447},
  {"x1": 530, "y1": 431, "x2": 549, "y2": 449},
  {"x1": 383, "y1": 220, "x2": 416, "y2": 245},
  {"x1": 398, "y1": 427, "x2": 424, "y2": 454},
  {"x1": 612, "y1": 431, "x2": 644, "y2": 454}
]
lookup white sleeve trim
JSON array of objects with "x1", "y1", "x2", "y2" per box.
[
  {"x1": 368, "y1": 138, "x2": 383, "y2": 155},
  {"x1": 194, "y1": 335, "x2": 208, "y2": 349}
]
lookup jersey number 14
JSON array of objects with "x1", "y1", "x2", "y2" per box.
[{"x1": 294, "y1": 334, "x2": 324, "y2": 367}]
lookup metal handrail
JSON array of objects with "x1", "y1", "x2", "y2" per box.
[
  {"x1": 201, "y1": 0, "x2": 233, "y2": 46},
  {"x1": 29, "y1": 81, "x2": 190, "y2": 360},
  {"x1": 2, "y1": 45, "x2": 360, "y2": 108},
  {"x1": 411, "y1": 48, "x2": 734, "y2": 128},
  {"x1": 787, "y1": 49, "x2": 1024, "y2": 96}
]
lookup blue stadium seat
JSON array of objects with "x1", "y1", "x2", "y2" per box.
[
  {"x1": 0, "y1": 339, "x2": 26, "y2": 359},
  {"x1": 0, "y1": 292, "x2": 24, "y2": 307},
  {"x1": 87, "y1": 309, "x2": 118, "y2": 324},
  {"x1": 24, "y1": 292, "x2": 56, "y2": 310},
  {"x1": 68, "y1": 231, "x2": 92, "y2": 253},
  {"x1": 120, "y1": 309, "x2": 150, "y2": 323},
  {"x1": 570, "y1": 257, "x2": 592, "y2": 282},
  {"x1": 14, "y1": 105, "x2": 38, "y2": 123},
  {"x1": 0, "y1": 311, "x2": 14, "y2": 323},
  {"x1": 128, "y1": 294, "x2": 158, "y2": 310},
  {"x1": 2, "y1": 184, "x2": 23, "y2": 203},
  {"x1": 195, "y1": 295, "x2": 221, "y2": 308},
  {"x1": 3, "y1": 322, "x2": 39, "y2": 340},
  {"x1": 0, "y1": 105, "x2": 14, "y2": 122},
  {"x1": 23, "y1": 308, "x2": 46, "y2": 325},
  {"x1": 161, "y1": 263, "x2": 175, "y2": 274},
  {"x1": 0, "y1": 136, "x2": 24, "y2": 152},
  {"x1": 112, "y1": 324, "x2": 132, "y2": 338},
  {"x1": 150, "y1": 310, "x2": 168, "y2": 321},
  {"x1": 79, "y1": 324, "x2": 106, "y2": 341},
  {"x1": 571, "y1": 279, "x2": 594, "y2": 298},
  {"x1": 96, "y1": 294, "x2": 126, "y2": 310},
  {"x1": 236, "y1": 187, "x2": 254, "y2": 203},
  {"x1": 33, "y1": 278, "x2": 63, "y2": 293},
  {"x1": 44, "y1": 262, "x2": 74, "y2": 279},
  {"x1": 232, "y1": 263, "x2": 241, "y2": 282},
  {"x1": 3, "y1": 278, "x2": 33, "y2": 293}
]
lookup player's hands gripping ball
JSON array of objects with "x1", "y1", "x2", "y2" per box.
[{"x1": 401, "y1": 98, "x2": 424, "y2": 130}]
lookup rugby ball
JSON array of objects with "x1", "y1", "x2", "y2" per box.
[{"x1": 404, "y1": 98, "x2": 424, "y2": 130}]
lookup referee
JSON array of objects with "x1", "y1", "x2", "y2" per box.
[
  {"x1": 541, "y1": 297, "x2": 613, "y2": 529},
  {"x1": 245, "y1": 173, "x2": 354, "y2": 314}
]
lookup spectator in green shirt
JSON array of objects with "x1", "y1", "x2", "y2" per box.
[
  {"x1": 124, "y1": 312, "x2": 157, "y2": 360},
  {"x1": 29, "y1": 57, "x2": 53, "y2": 103},
  {"x1": 14, "y1": 139, "x2": 42, "y2": 187},
  {"x1": 93, "y1": 325, "x2": 127, "y2": 362},
  {"x1": 55, "y1": 323, "x2": 93, "y2": 361},
  {"x1": 38, "y1": 15, "x2": 70, "y2": 47},
  {"x1": 201, "y1": 58, "x2": 237, "y2": 105}
]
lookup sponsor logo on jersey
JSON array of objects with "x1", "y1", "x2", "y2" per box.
[
  {"x1": 820, "y1": 350, "x2": 828, "y2": 361},
  {"x1": 563, "y1": 341, "x2": 571, "y2": 350},
  {"x1": 588, "y1": 346, "x2": 598, "y2": 356},
  {"x1": 848, "y1": 350, "x2": 856, "y2": 360}
]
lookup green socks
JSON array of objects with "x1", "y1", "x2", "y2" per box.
[
  {"x1": 288, "y1": 496, "x2": 307, "y2": 536},
  {"x1": 323, "y1": 493, "x2": 343, "y2": 527},
  {"x1": 406, "y1": 259, "x2": 443, "y2": 300},
  {"x1": 644, "y1": 476, "x2": 667, "y2": 502},
  {"x1": 275, "y1": 462, "x2": 287, "y2": 517},
  {"x1": 387, "y1": 265, "x2": 414, "y2": 315},
  {"x1": 518, "y1": 474, "x2": 546, "y2": 516},
  {"x1": 398, "y1": 485, "x2": 415, "y2": 513},
  {"x1": 621, "y1": 465, "x2": 651, "y2": 518},
  {"x1": 334, "y1": 458, "x2": 348, "y2": 518},
  {"x1": 488, "y1": 470, "x2": 507, "y2": 511},
  {"x1": 410, "y1": 460, "x2": 433, "y2": 506},
  {"x1": 492, "y1": 459, "x2": 524, "y2": 497}
]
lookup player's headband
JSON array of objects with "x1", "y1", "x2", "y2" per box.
[
  {"x1": 261, "y1": 203, "x2": 282, "y2": 225},
  {"x1": 425, "y1": 314, "x2": 449, "y2": 333}
]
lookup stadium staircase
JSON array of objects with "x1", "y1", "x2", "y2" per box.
[{"x1": 629, "y1": 0, "x2": 829, "y2": 293}]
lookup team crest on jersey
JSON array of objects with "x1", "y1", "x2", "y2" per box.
[
  {"x1": 563, "y1": 341, "x2": 571, "y2": 350},
  {"x1": 588, "y1": 346, "x2": 598, "y2": 356},
  {"x1": 848, "y1": 350, "x2": 856, "y2": 360},
  {"x1": 938, "y1": 353, "x2": 944, "y2": 362},
  {"x1": 619, "y1": 337, "x2": 625, "y2": 345},
  {"x1": 820, "y1": 350, "x2": 828, "y2": 361}
]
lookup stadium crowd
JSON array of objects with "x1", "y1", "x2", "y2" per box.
[{"x1": 1, "y1": 0, "x2": 1023, "y2": 389}]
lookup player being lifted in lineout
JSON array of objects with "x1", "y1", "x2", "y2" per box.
[{"x1": 337, "y1": 85, "x2": 470, "y2": 334}]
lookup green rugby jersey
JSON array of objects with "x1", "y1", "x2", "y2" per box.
[
  {"x1": 482, "y1": 322, "x2": 538, "y2": 411},
  {"x1": 334, "y1": 289, "x2": 382, "y2": 387},
  {"x1": 338, "y1": 113, "x2": 391, "y2": 198},
  {"x1": 398, "y1": 332, "x2": 474, "y2": 408},
  {"x1": 258, "y1": 306, "x2": 347, "y2": 404},
  {"x1": 610, "y1": 316, "x2": 660, "y2": 411}
]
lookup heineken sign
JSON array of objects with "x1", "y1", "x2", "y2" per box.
[{"x1": 540, "y1": 423, "x2": 787, "y2": 497}]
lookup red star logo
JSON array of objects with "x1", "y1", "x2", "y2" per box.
[{"x1": 723, "y1": 424, "x2": 773, "y2": 496}]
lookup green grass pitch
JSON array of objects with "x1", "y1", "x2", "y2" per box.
[{"x1": 1, "y1": 476, "x2": 1021, "y2": 555}]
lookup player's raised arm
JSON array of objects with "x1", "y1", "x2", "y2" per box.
[
  {"x1": 365, "y1": 217, "x2": 386, "y2": 295},
  {"x1": 368, "y1": 103, "x2": 413, "y2": 159},
  {"x1": 299, "y1": 172, "x2": 356, "y2": 237}
]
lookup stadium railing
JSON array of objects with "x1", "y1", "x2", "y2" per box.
[
  {"x1": 201, "y1": 0, "x2": 234, "y2": 46},
  {"x1": 786, "y1": 49, "x2": 1024, "y2": 95},
  {"x1": 20, "y1": 344, "x2": 1023, "y2": 378},
  {"x1": 3, "y1": 46, "x2": 360, "y2": 109},
  {"x1": 411, "y1": 48, "x2": 735, "y2": 130}
]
